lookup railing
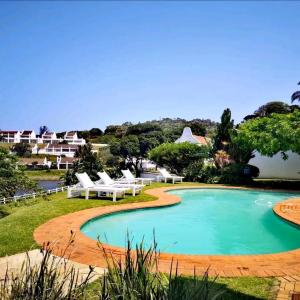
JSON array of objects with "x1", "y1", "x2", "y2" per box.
[{"x1": 0, "y1": 186, "x2": 73, "y2": 205}]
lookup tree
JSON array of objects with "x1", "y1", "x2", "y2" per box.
[
  {"x1": 244, "y1": 101, "x2": 298, "y2": 120},
  {"x1": 110, "y1": 135, "x2": 147, "y2": 177},
  {"x1": 149, "y1": 142, "x2": 209, "y2": 175},
  {"x1": 89, "y1": 128, "x2": 103, "y2": 138},
  {"x1": 64, "y1": 143, "x2": 103, "y2": 185},
  {"x1": 229, "y1": 129, "x2": 255, "y2": 164},
  {"x1": 188, "y1": 121, "x2": 207, "y2": 136},
  {"x1": 39, "y1": 125, "x2": 49, "y2": 136},
  {"x1": 11, "y1": 143, "x2": 32, "y2": 157},
  {"x1": 0, "y1": 148, "x2": 36, "y2": 198},
  {"x1": 291, "y1": 81, "x2": 300, "y2": 103},
  {"x1": 107, "y1": 123, "x2": 165, "y2": 176},
  {"x1": 253, "y1": 101, "x2": 291, "y2": 117},
  {"x1": 104, "y1": 125, "x2": 127, "y2": 137},
  {"x1": 233, "y1": 111, "x2": 300, "y2": 158},
  {"x1": 213, "y1": 108, "x2": 234, "y2": 152}
]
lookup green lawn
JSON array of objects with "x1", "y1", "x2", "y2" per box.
[
  {"x1": 1, "y1": 182, "x2": 205, "y2": 256},
  {"x1": 25, "y1": 169, "x2": 67, "y2": 180},
  {"x1": 84, "y1": 274, "x2": 276, "y2": 300},
  {"x1": 0, "y1": 182, "x2": 277, "y2": 299}
]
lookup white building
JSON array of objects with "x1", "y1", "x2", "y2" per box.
[
  {"x1": 0, "y1": 130, "x2": 86, "y2": 145},
  {"x1": 32, "y1": 143, "x2": 79, "y2": 157},
  {"x1": 0, "y1": 130, "x2": 21, "y2": 143},
  {"x1": 64, "y1": 131, "x2": 86, "y2": 145},
  {"x1": 41, "y1": 132, "x2": 57, "y2": 143},
  {"x1": 19, "y1": 130, "x2": 36, "y2": 143},
  {"x1": 249, "y1": 151, "x2": 300, "y2": 180},
  {"x1": 175, "y1": 127, "x2": 208, "y2": 146}
]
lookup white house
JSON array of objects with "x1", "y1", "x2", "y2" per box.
[
  {"x1": 56, "y1": 156, "x2": 76, "y2": 170},
  {"x1": 0, "y1": 129, "x2": 86, "y2": 145},
  {"x1": 20, "y1": 130, "x2": 36, "y2": 143},
  {"x1": 175, "y1": 127, "x2": 208, "y2": 146},
  {"x1": 41, "y1": 131, "x2": 57, "y2": 143},
  {"x1": 64, "y1": 131, "x2": 86, "y2": 145},
  {"x1": 45, "y1": 143, "x2": 79, "y2": 157},
  {"x1": 18, "y1": 157, "x2": 51, "y2": 168},
  {"x1": 0, "y1": 130, "x2": 21, "y2": 143}
]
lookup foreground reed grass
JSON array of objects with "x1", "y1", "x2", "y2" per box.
[
  {"x1": 0, "y1": 235, "x2": 225, "y2": 300},
  {"x1": 97, "y1": 236, "x2": 225, "y2": 300},
  {"x1": 0, "y1": 238, "x2": 94, "y2": 300}
]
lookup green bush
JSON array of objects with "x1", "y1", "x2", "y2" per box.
[
  {"x1": 0, "y1": 240, "x2": 94, "y2": 300},
  {"x1": 149, "y1": 142, "x2": 210, "y2": 175},
  {"x1": 0, "y1": 235, "x2": 225, "y2": 300},
  {"x1": 97, "y1": 236, "x2": 225, "y2": 300}
]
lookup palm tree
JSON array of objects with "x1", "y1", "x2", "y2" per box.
[{"x1": 291, "y1": 82, "x2": 300, "y2": 103}]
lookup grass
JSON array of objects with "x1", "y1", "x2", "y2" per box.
[
  {"x1": 25, "y1": 169, "x2": 67, "y2": 180},
  {"x1": 0, "y1": 182, "x2": 200, "y2": 257},
  {"x1": 0, "y1": 182, "x2": 278, "y2": 299},
  {"x1": 84, "y1": 264, "x2": 276, "y2": 300}
]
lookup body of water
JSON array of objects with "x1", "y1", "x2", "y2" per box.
[{"x1": 81, "y1": 188, "x2": 300, "y2": 255}]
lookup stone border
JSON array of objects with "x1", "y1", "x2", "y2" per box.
[{"x1": 34, "y1": 185, "x2": 300, "y2": 277}]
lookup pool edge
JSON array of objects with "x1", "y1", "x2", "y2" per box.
[{"x1": 34, "y1": 185, "x2": 300, "y2": 278}]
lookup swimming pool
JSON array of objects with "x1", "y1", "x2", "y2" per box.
[{"x1": 81, "y1": 188, "x2": 300, "y2": 255}]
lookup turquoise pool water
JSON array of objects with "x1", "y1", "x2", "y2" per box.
[{"x1": 81, "y1": 188, "x2": 300, "y2": 255}]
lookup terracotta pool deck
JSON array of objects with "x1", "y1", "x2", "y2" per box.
[{"x1": 34, "y1": 185, "x2": 300, "y2": 278}]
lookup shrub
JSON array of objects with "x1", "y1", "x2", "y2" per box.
[
  {"x1": 219, "y1": 163, "x2": 259, "y2": 185},
  {"x1": 0, "y1": 235, "x2": 225, "y2": 300},
  {"x1": 182, "y1": 160, "x2": 205, "y2": 182},
  {"x1": 98, "y1": 236, "x2": 225, "y2": 300},
  {"x1": 0, "y1": 240, "x2": 94, "y2": 300},
  {"x1": 149, "y1": 142, "x2": 210, "y2": 175}
]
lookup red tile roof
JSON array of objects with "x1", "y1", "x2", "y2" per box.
[{"x1": 193, "y1": 135, "x2": 208, "y2": 146}]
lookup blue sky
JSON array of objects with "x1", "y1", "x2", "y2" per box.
[{"x1": 1, "y1": 1, "x2": 299, "y2": 132}]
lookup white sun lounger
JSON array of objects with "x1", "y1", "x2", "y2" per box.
[
  {"x1": 67, "y1": 172, "x2": 129, "y2": 202},
  {"x1": 120, "y1": 169, "x2": 154, "y2": 185},
  {"x1": 157, "y1": 168, "x2": 184, "y2": 184},
  {"x1": 97, "y1": 171, "x2": 144, "y2": 196}
]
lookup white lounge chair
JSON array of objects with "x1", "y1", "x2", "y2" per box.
[
  {"x1": 157, "y1": 168, "x2": 184, "y2": 184},
  {"x1": 120, "y1": 169, "x2": 154, "y2": 185},
  {"x1": 67, "y1": 172, "x2": 129, "y2": 202},
  {"x1": 97, "y1": 171, "x2": 144, "y2": 196}
]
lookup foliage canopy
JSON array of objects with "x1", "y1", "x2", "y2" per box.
[
  {"x1": 0, "y1": 147, "x2": 36, "y2": 198},
  {"x1": 233, "y1": 111, "x2": 300, "y2": 157},
  {"x1": 149, "y1": 142, "x2": 209, "y2": 175}
]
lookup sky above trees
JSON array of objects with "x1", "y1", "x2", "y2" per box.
[{"x1": 1, "y1": 1, "x2": 299, "y2": 131}]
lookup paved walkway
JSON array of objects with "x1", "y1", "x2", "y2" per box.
[
  {"x1": 34, "y1": 185, "x2": 300, "y2": 278},
  {"x1": 0, "y1": 249, "x2": 104, "y2": 283},
  {"x1": 273, "y1": 198, "x2": 300, "y2": 300},
  {"x1": 276, "y1": 276, "x2": 300, "y2": 299}
]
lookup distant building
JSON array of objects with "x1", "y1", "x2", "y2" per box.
[
  {"x1": 175, "y1": 127, "x2": 208, "y2": 146},
  {"x1": 56, "y1": 156, "x2": 77, "y2": 170},
  {"x1": 18, "y1": 157, "x2": 51, "y2": 168},
  {"x1": 0, "y1": 130, "x2": 85, "y2": 145},
  {"x1": 41, "y1": 131, "x2": 57, "y2": 143},
  {"x1": 0, "y1": 130, "x2": 21, "y2": 143},
  {"x1": 32, "y1": 143, "x2": 79, "y2": 157},
  {"x1": 20, "y1": 130, "x2": 36, "y2": 143},
  {"x1": 64, "y1": 131, "x2": 85, "y2": 145}
]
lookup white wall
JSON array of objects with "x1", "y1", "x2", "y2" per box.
[{"x1": 249, "y1": 151, "x2": 300, "y2": 179}]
